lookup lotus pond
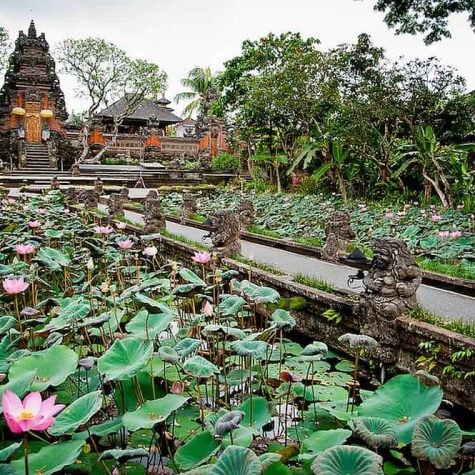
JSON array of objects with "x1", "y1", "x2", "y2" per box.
[
  {"x1": 0, "y1": 191, "x2": 473, "y2": 475},
  {"x1": 158, "y1": 190, "x2": 475, "y2": 280}
]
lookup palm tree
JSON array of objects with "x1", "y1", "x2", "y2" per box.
[{"x1": 174, "y1": 66, "x2": 216, "y2": 117}]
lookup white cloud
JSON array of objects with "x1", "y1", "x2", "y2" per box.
[{"x1": 1, "y1": 0, "x2": 473, "y2": 117}]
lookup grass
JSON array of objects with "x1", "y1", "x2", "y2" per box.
[
  {"x1": 189, "y1": 213, "x2": 206, "y2": 223},
  {"x1": 161, "y1": 229, "x2": 208, "y2": 250},
  {"x1": 417, "y1": 257, "x2": 475, "y2": 281},
  {"x1": 293, "y1": 236, "x2": 322, "y2": 248},
  {"x1": 408, "y1": 305, "x2": 475, "y2": 339},
  {"x1": 247, "y1": 225, "x2": 282, "y2": 239},
  {"x1": 293, "y1": 273, "x2": 336, "y2": 293},
  {"x1": 233, "y1": 255, "x2": 286, "y2": 276}
]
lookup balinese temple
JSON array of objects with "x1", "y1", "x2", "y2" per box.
[
  {"x1": 0, "y1": 21, "x2": 74, "y2": 171},
  {"x1": 97, "y1": 96, "x2": 182, "y2": 135},
  {"x1": 0, "y1": 20, "x2": 67, "y2": 134}
]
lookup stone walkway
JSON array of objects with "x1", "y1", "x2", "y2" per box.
[{"x1": 120, "y1": 209, "x2": 475, "y2": 323}]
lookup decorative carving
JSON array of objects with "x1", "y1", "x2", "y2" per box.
[
  {"x1": 237, "y1": 199, "x2": 255, "y2": 227},
  {"x1": 143, "y1": 190, "x2": 166, "y2": 233},
  {"x1": 206, "y1": 209, "x2": 241, "y2": 258},
  {"x1": 359, "y1": 238, "x2": 422, "y2": 360},
  {"x1": 107, "y1": 187, "x2": 129, "y2": 219},
  {"x1": 70, "y1": 163, "x2": 80, "y2": 176},
  {"x1": 321, "y1": 211, "x2": 356, "y2": 262},
  {"x1": 65, "y1": 187, "x2": 79, "y2": 206},
  {"x1": 182, "y1": 192, "x2": 197, "y2": 223},
  {"x1": 79, "y1": 189, "x2": 99, "y2": 210},
  {"x1": 51, "y1": 176, "x2": 60, "y2": 190},
  {"x1": 94, "y1": 177, "x2": 103, "y2": 196}
]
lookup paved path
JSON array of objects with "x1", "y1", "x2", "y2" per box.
[{"x1": 120, "y1": 209, "x2": 475, "y2": 323}]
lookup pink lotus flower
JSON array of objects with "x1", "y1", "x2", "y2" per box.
[
  {"x1": 115, "y1": 222, "x2": 127, "y2": 230},
  {"x1": 37, "y1": 208, "x2": 46, "y2": 215},
  {"x1": 15, "y1": 244, "x2": 36, "y2": 255},
  {"x1": 28, "y1": 221, "x2": 41, "y2": 229},
  {"x1": 438, "y1": 231, "x2": 449, "y2": 238},
  {"x1": 397, "y1": 211, "x2": 406, "y2": 216},
  {"x1": 430, "y1": 205, "x2": 436, "y2": 210},
  {"x1": 2, "y1": 277, "x2": 29, "y2": 295},
  {"x1": 203, "y1": 301, "x2": 214, "y2": 317},
  {"x1": 420, "y1": 210, "x2": 426, "y2": 215},
  {"x1": 63, "y1": 208, "x2": 70, "y2": 215},
  {"x1": 117, "y1": 239, "x2": 133, "y2": 250},
  {"x1": 192, "y1": 251, "x2": 211, "y2": 265},
  {"x1": 143, "y1": 246, "x2": 158, "y2": 257},
  {"x1": 94, "y1": 225, "x2": 113, "y2": 235},
  {"x1": 430, "y1": 215, "x2": 441, "y2": 222},
  {"x1": 2, "y1": 390, "x2": 65, "y2": 433},
  {"x1": 450, "y1": 231, "x2": 462, "y2": 238},
  {"x1": 457, "y1": 204, "x2": 464, "y2": 210},
  {"x1": 385, "y1": 212, "x2": 393, "y2": 219}
]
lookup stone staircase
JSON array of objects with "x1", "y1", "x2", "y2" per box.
[{"x1": 23, "y1": 143, "x2": 52, "y2": 171}]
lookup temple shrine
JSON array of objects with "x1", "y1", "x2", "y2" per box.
[
  {"x1": 0, "y1": 20, "x2": 74, "y2": 171},
  {"x1": 0, "y1": 21, "x2": 228, "y2": 174}
]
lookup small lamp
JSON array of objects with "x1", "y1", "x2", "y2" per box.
[
  {"x1": 346, "y1": 248, "x2": 371, "y2": 288},
  {"x1": 12, "y1": 107, "x2": 26, "y2": 116},
  {"x1": 40, "y1": 109, "x2": 54, "y2": 118}
]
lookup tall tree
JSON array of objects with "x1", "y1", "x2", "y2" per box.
[
  {"x1": 219, "y1": 32, "x2": 335, "y2": 164},
  {"x1": 56, "y1": 38, "x2": 167, "y2": 162},
  {"x1": 360, "y1": 0, "x2": 475, "y2": 44},
  {"x1": 0, "y1": 27, "x2": 10, "y2": 75},
  {"x1": 174, "y1": 66, "x2": 216, "y2": 118}
]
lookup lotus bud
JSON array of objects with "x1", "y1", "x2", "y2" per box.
[
  {"x1": 87, "y1": 257, "x2": 94, "y2": 271},
  {"x1": 100, "y1": 280, "x2": 110, "y2": 294},
  {"x1": 12, "y1": 256, "x2": 19, "y2": 265}
]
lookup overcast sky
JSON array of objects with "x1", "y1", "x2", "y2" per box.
[{"x1": 0, "y1": 0, "x2": 474, "y2": 117}]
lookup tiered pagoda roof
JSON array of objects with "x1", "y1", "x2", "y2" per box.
[{"x1": 0, "y1": 20, "x2": 67, "y2": 124}]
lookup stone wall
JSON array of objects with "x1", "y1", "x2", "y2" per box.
[{"x1": 144, "y1": 229, "x2": 475, "y2": 412}]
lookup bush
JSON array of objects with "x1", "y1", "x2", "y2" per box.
[{"x1": 211, "y1": 152, "x2": 241, "y2": 173}]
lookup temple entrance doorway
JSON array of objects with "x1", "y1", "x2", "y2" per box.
[{"x1": 25, "y1": 102, "x2": 41, "y2": 142}]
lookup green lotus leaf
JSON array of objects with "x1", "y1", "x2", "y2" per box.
[
  {"x1": 358, "y1": 374, "x2": 443, "y2": 444},
  {"x1": 301, "y1": 342, "x2": 328, "y2": 361},
  {"x1": 35, "y1": 247, "x2": 71, "y2": 270},
  {"x1": 218, "y1": 295, "x2": 246, "y2": 316},
  {"x1": 311, "y1": 445, "x2": 383, "y2": 475},
  {"x1": 183, "y1": 355, "x2": 220, "y2": 378},
  {"x1": 45, "y1": 299, "x2": 91, "y2": 330},
  {"x1": 211, "y1": 445, "x2": 262, "y2": 475},
  {"x1": 179, "y1": 268, "x2": 206, "y2": 286},
  {"x1": 0, "y1": 442, "x2": 21, "y2": 462},
  {"x1": 8, "y1": 345, "x2": 78, "y2": 392},
  {"x1": 159, "y1": 345, "x2": 180, "y2": 363},
  {"x1": 133, "y1": 293, "x2": 172, "y2": 313},
  {"x1": 300, "y1": 429, "x2": 352, "y2": 461},
  {"x1": 214, "y1": 410, "x2": 246, "y2": 436},
  {"x1": 0, "y1": 317, "x2": 16, "y2": 334},
  {"x1": 89, "y1": 416, "x2": 123, "y2": 437},
  {"x1": 239, "y1": 396, "x2": 271, "y2": 429},
  {"x1": 10, "y1": 440, "x2": 85, "y2": 475},
  {"x1": 270, "y1": 309, "x2": 296, "y2": 330},
  {"x1": 258, "y1": 453, "x2": 282, "y2": 470},
  {"x1": 175, "y1": 430, "x2": 220, "y2": 470},
  {"x1": 352, "y1": 417, "x2": 399, "y2": 449},
  {"x1": 99, "y1": 448, "x2": 148, "y2": 462},
  {"x1": 125, "y1": 308, "x2": 176, "y2": 339},
  {"x1": 174, "y1": 337, "x2": 202, "y2": 358},
  {"x1": 98, "y1": 338, "x2": 153, "y2": 381},
  {"x1": 232, "y1": 340, "x2": 269, "y2": 359},
  {"x1": 248, "y1": 286, "x2": 280, "y2": 304},
  {"x1": 338, "y1": 333, "x2": 378, "y2": 349},
  {"x1": 202, "y1": 324, "x2": 245, "y2": 339},
  {"x1": 123, "y1": 394, "x2": 189, "y2": 431},
  {"x1": 49, "y1": 390, "x2": 102, "y2": 436},
  {"x1": 411, "y1": 416, "x2": 462, "y2": 469}
]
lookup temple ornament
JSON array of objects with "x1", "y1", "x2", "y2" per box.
[
  {"x1": 321, "y1": 211, "x2": 356, "y2": 262},
  {"x1": 143, "y1": 190, "x2": 166, "y2": 234},
  {"x1": 205, "y1": 209, "x2": 241, "y2": 258}
]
